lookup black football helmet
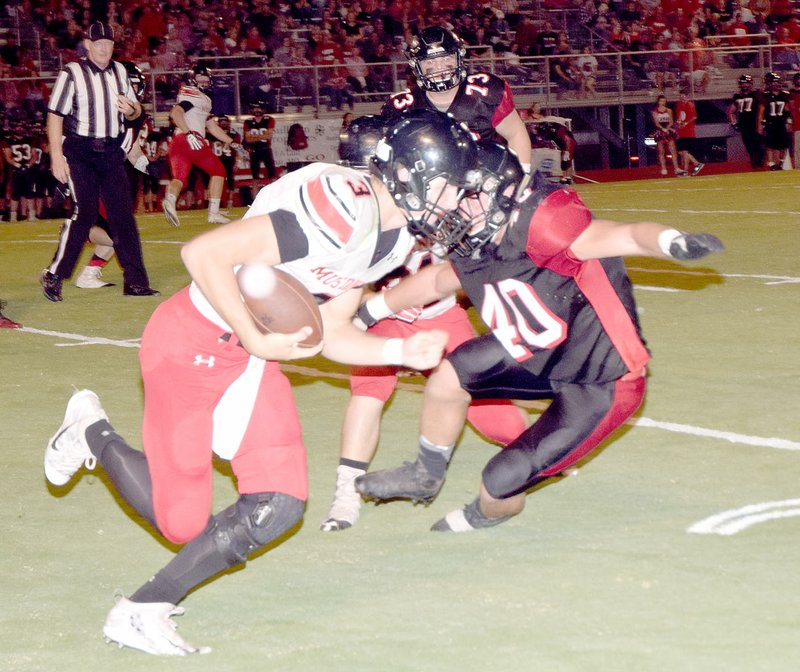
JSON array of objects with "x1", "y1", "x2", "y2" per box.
[
  {"x1": 371, "y1": 109, "x2": 481, "y2": 250},
  {"x1": 406, "y1": 27, "x2": 467, "y2": 93},
  {"x1": 338, "y1": 115, "x2": 387, "y2": 168},
  {"x1": 189, "y1": 64, "x2": 212, "y2": 92},
  {"x1": 454, "y1": 142, "x2": 526, "y2": 257},
  {"x1": 738, "y1": 73, "x2": 752, "y2": 92},
  {"x1": 121, "y1": 60, "x2": 145, "y2": 99},
  {"x1": 764, "y1": 71, "x2": 781, "y2": 91}
]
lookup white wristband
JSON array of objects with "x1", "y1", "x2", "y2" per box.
[
  {"x1": 365, "y1": 293, "x2": 395, "y2": 321},
  {"x1": 382, "y1": 338, "x2": 404, "y2": 365},
  {"x1": 521, "y1": 162, "x2": 531, "y2": 174},
  {"x1": 657, "y1": 228, "x2": 682, "y2": 256}
]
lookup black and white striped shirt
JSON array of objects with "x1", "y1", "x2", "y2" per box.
[{"x1": 47, "y1": 59, "x2": 136, "y2": 139}]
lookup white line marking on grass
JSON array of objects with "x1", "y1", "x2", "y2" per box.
[
  {"x1": 594, "y1": 208, "x2": 800, "y2": 216},
  {"x1": 15, "y1": 329, "x2": 800, "y2": 452},
  {"x1": 19, "y1": 327, "x2": 141, "y2": 348},
  {"x1": 626, "y1": 266, "x2": 800, "y2": 285},
  {"x1": 688, "y1": 499, "x2": 800, "y2": 535},
  {"x1": 4, "y1": 238, "x2": 184, "y2": 245}
]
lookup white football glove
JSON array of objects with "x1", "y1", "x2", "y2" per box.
[{"x1": 186, "y1": 131, "x2": 205, "y2": 151}]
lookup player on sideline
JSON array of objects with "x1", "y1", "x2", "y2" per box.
[
  {"x1": 42, "y1": 111, "x2": 479, "y2": 656},
  {"x1": 320, "y1": 115, "x2": 528, "y2": 532},
  {"x1": 354, "y1": 122, "x2": 724, "y2": 532},
  {"x1": 162, "y1": 64, "x2": 242, "y2": 226},
  {"x1": 728, "y1": 74, "x2": 764, "y2": 170},
  {"x1": 758, "y1": 72, "x2": 793, "y2": 171}
]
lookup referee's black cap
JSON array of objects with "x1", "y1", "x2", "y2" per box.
[{"x1": 87, "y1": 21, "x2": 115, "y2": 41}]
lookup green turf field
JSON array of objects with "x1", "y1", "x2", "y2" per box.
[{"x1": 1, "y1": 171, "x2": 799, "y2": 671}]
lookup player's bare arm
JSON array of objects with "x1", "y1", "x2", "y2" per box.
[
  {"x1": 495, "y1": 110, "x2": 532, "y2": 167},
  {"x1": 169, "y1": 104, "x2": 192, "y2": 134},
  {"x1": 181, "y1": 215, "x2": 322, "y2": 360},
  {"x1": 570, "y1": 219, "x2": 724, "y2": 261},
  {"x1": 206, "y1": 117, "x2": 236, "y2": 145},
  {"x1": 320, "y1": 288, "x2": 448, "y2": 370}
]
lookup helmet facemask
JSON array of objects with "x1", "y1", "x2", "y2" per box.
[{"x1": 406, "y1": 28, "x2": 467, "y2": 93}]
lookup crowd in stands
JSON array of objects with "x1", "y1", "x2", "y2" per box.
[{"x1": 0, "y1": 0, "x2": 796, "y2": 111}]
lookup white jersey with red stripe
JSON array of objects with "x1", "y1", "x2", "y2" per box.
[
  {"x1": 189, "y1": 163, "x2": 415, "y2": 329},
  {"x1": 382, "y1": 247, "x2": 456, "y2": 321},
  {"x1": 176, "y1": 84, "x2": 212, "y2": 136}
]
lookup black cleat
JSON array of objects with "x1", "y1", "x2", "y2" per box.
[
  {"x1": 40, "y1": 270, "x2": 63, "y2": 302},
  {"x1": 355, "y1": 459, "x2": 444, "y2": 504},
  {"x1": 123, "y1": 284, "x2": 160, "y2": 297}
]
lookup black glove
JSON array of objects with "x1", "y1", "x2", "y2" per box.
[{"x1": 669, "y1": 233, "x2": 725, "y2": 260}]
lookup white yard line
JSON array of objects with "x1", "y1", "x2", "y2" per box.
[{"x1": 12, "y1": 327, "x2": 800, "y2": 453}]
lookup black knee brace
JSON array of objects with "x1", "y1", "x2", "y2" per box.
[{"x1": 210, "y1": 492, "x2": 305, "y2": 567}]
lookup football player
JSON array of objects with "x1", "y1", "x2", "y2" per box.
[
  {"x1": 758, "y1": 71, "x2": 792, "y2": 171},
  {"x1": 43, "y1": 111, "x2": 468, "y2": 656},
  {"x1": 354, "y1": 113, "x2": 724, "y2": 533},
  {"x1": 320, "y1": 116, "x2": 529, "y2": 532},
  {"x1": 728, "y1": 73, "x2": 764, "y2": 169},
  {"x1": 381, "y1": 26, "x2": 531, "y2": 171},
  {"x1": 242, "y1": 103, "x2": 276, "y2": 191},
  {"x1": 162, "y1": 64, "x2": 242, "y2": 226}
]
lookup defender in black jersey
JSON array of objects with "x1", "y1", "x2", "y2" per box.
[
  {"x1": 381, "y1": 26, "x2": 531, "y2": 170},
  {"x1": 355, "y1": 114, "x2": 724, "y2": 532}
]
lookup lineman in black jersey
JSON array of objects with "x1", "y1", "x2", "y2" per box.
[
  {"x1": 758, "y1": 72, "x2": 793, "y2": 171},
  {"x1": 381, "y1": 26, "x2": 531, "y2": 170},
  {"x1": 355, "y1": 113, "x2": 724, "y2": 532},
  {"x1": 728, "y1": 74, "x2": 764, "y2": 169}
]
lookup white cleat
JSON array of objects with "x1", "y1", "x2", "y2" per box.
[
  {"x1": 162, "y1": 199, "x2": 180, "y2": 227},
  {"x1": 44, "y1": 389, "x2": 108, "y2": 486},
  {"x1": 207, "y1": 212, "x2": 231, "y2": 224},
  {"x1": 320, "y1": 464, "x2": 365, "y2": 532},
  {"x1": 103, "y1": 597, "x2": 211, "y2": 656},
  {"x1": 75, "y1": 266, "x2": 114, "y2": 289}
]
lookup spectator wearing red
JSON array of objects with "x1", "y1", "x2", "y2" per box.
[{"x1": 137, "y1": 2, "x2": 167, "y2": 51}]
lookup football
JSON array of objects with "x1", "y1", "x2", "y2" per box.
[{"x1": 236, "y1": 264, "x2": 324, "y2": 347}]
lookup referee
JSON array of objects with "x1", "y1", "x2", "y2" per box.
[{"x1": 41, "y1": 21, "x2": 158, "y2": 301}]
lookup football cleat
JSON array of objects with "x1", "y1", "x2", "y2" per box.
[
  {"x1": 320, "y1": 464, "x2": 366, "y2": 532},
  {"x1": 355, "y1": 459, "x2": 444, "y2": 504},
  {"x1": 75, "y1": 266, "x2": 115, "y2": 289},
  {"x1": 45, "y1": 389, "x2": 108, "y2": 486},
  {"x1": 123, "y1": 284, "x2": 160, "y2": 297},
  {"x1": 691, "y1": 163, "x2": 705, "y2": 176},
  {"x1": 207, "y1": 212, "x2": 231, "y2": 224},
  {"x1": 162, "y1": 199, "x2": 180, "y2": 227},
  {"x1": 430, "y1": 498, "x2": 513, "y2": 532},
  {"x1": 40, "y1": 269, "x2": 63, "y2": 302},
  {"x1": 103, "y1": 596, "x2": 211, "y2": 656}
]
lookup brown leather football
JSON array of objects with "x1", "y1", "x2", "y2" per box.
[{"x1": 236, "y1": 264, "x2": 323, "y2": 347}]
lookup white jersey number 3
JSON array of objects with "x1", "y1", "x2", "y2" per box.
[{"x1": 481, "y1": 278, "x2": 567, "y2": 362}]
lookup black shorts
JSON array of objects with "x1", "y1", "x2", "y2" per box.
[
  {"x1": 765, "y1": 124, "x2": 790, "y2": 150},
  {"x1": 676, "y1": 137, "x2": 695, "y2": 153}
]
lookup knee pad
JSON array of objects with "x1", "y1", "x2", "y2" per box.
[
  {"x1": 482, "y1": 448, "x2": 536, "y2": 499},
  {"x1": 210, "y1": 492, "x2": 305, "y2": 567}
]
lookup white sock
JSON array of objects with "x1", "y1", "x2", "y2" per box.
[
  {"x1": 166, "y1": 193, "x2": 177, "y2": 205},
  {"x1": 209, "y1": 198, "x2": 221, "y2": 215}
]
